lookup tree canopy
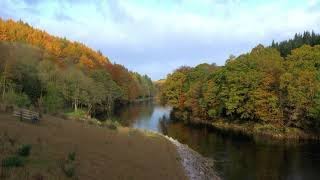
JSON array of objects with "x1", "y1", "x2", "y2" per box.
[
  {"x1": 0, "y1": 19, "x2": 156, "y2": 117},
  {"x1": 160, "y1": 43, "x2": 320, "y2": 132},
  {"x1": 271, "y1": 31, "x2": 320, "y2": 57}
]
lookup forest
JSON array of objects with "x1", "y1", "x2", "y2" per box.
[
  {"x1": 271, "y1": 31, "x2": 320, "y2": 57},
  {"x1": 160, "y1": 32, "x2": 320, "y2": 134},
  {"x1": 0, "y1": 19, "x2": 155, "y2": 117}
]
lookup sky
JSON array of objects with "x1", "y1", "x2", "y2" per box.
[{"x1": 1, "y1": 0, "x2": 320, "y2": 80}]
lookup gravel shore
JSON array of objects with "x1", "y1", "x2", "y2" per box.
[{"x1": 163, "y1": 135, "x2": 221, "y2": 180}]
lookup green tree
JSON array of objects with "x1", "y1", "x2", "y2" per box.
[
  {"x1": 280, "y1": 45, "x2": 320, "y2": 128},
  {"x1": 90, "y1": 70, "x2": 122, "y2": 116}
]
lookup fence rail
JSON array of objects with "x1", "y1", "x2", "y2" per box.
[{"x1": 13, "y1": 108, "x2": 40, "y2": 122}]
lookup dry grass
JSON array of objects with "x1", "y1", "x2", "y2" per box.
[{"x1": 0, "y1": 113, "x2": 186, "y2": 180}]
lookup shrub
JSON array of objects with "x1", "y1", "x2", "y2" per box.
[
  {"x1": 62, "y1": 152, "x2": 76, "y2": 178},
  {"x1": 65, "y1": 110, "x2": 87, "y2": 120},
  {"x1": 15, "y1": 93, "x2": 31, "y2": 108},
  {"x1": 68, "y1": 152, "x2": 76, "y2": 161},
  {"x1": 104, "y1": 120, "x2": 120, "y2": 130},
  {"x1": 61, "y1": 152, "x2": 77, "y2": 177},
  {"x1": 2, "y1": 156, "x2": 24, "y2": 167},
  {"x1": 4, "y1": 90, "x2": 31, "y2": 108},
  {"x1": 43, "y1": 86, "x2": 64, "y2": 113},
  {"x1": 208, "y1": 109, "x2": 218, "y2": 118},
  {"x1": 108, "y1": 123, "x2": 117, "y2": 130},
  {"x1": 62, "y1": 163, "x2": 75, "y2": 178},
  {"x1": 17, "y1": 144, "x2": 32, "y2": 157}
]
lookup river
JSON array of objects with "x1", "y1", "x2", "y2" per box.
[{"x1": 111, "y1": 101, "x2": 320, "y2": 180}]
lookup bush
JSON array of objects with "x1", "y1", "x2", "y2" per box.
[
  {"x1": 68, "y1": 152, "x2": 76, "y2": 161},
  {"x1": 103, "y1": 120, "x2": 120, "y2": 130},
  {"x1": 62, "y1": 152, "x2": 76, "y2": 178},
  {"x1": 62, "y1": 163, "x2": 75, "y2": 177},
  {"x1": 108, "y1": 124, "x2": 117, "y2": 130},
  {"x1": 4, "y1": 90, "x2": 31, "y2": 108},
  {"x1": 4, "y1": 90, "x2": 31, "y2": 107},
  {"x1": 208, "y1": 109, "x2": 218, "y2": 118},
  {"x1": 17, "y1": 144, "x2": 32, "y2": 157},
  {"x1": 2, "y1": 156, "x2": 24, "y2": 168},
  {"x1": 43, "y1": 85, "x2": 64, "y2": 113},
  {"x1": 65, "y1": 110, "x2": 87, "y2": 120},
  {"x1": 15, "y1": 93, "x2": 31, "y2": 108}
]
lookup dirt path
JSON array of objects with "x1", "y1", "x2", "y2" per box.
[{"x1": 0, "y1": 113, "x2": 187, "y2": 179}]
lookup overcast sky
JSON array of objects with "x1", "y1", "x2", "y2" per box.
[{"x1": 1, "y1": 0, "x2": 320, "y2": 80}]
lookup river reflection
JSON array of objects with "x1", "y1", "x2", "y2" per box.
[{"x1": 112, "y1": 101, "x2": 320, "y2": 180}]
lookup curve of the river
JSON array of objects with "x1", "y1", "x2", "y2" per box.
[{"x1": 111, "y1": 101, "x2": 320, "y2": 180}]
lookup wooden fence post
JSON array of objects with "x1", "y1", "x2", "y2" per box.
[{"x1": 19, "y1": 109, "x2": 23, "y2": 121}]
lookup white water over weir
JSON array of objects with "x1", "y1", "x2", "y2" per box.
[
  {"x1": 141, "y1": 130, "x2": 220, "y2": 180},
  {"x1": 165, "y1": 135, "x2": 220, "y2": 180}
]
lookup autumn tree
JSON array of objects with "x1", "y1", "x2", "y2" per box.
[
  {"x1": 160, "y1": 44, "x2": 320, "y2": 131},
  {"x1": 0, "y1": 19, "x2": 156, "y2": 117},
  {"x1": 280, "y1": 45, "x2": 320, "y2": 129}
]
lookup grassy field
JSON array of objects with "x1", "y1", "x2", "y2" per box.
[{"x1": 0, "y1": 113, "x2": 186, "y2": 180}]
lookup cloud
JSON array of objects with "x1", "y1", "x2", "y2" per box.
[
  {"x1": 21, "y1": 0, "x2": 40, "y2": 5},
  {"x1": 1, "y1": 0, "x2": 320, "y2": 80},
  {"x1": 54, "y1": 12, "x2": 73, "y2": 21}
]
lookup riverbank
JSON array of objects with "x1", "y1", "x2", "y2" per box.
[
  {"x1": 141, "y1": 130, "x2": 220, "y2": 180},
  {"x1": 189, "y1": 118, "x2": 320, "y2": 141},
  {"x1": 165, "y1": 135, "x2": 220, "y2": 180},
  {"x1": 0, "y1": 113, "x2": 186, "y2": 179}
]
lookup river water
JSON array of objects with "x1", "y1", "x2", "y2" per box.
[{"x1": 112, "y1": 101, "x2": 320, "y2": 180}]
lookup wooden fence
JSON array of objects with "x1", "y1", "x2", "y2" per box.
[{"x1": 13, "y1": 108, "x2": 40, "y2": 123}]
